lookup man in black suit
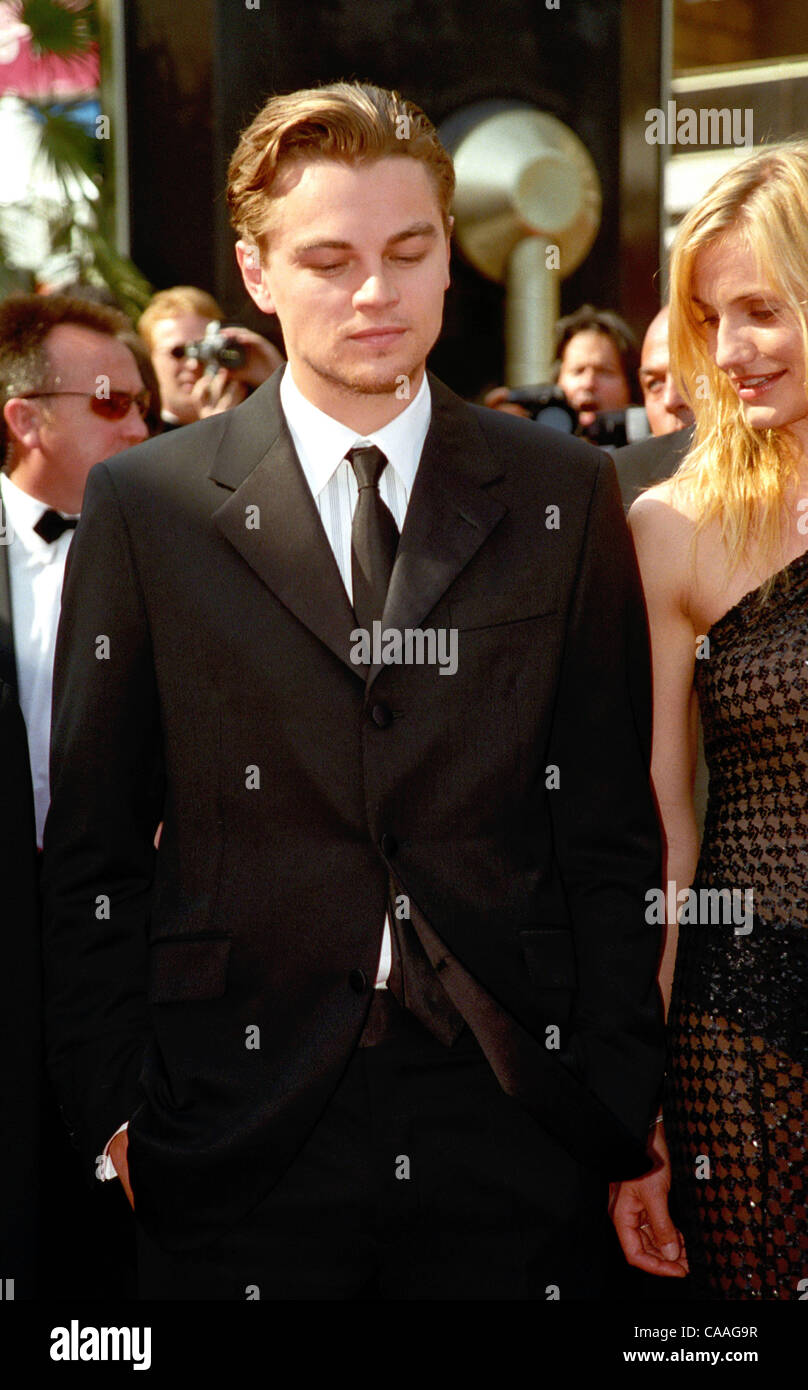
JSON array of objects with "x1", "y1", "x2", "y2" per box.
[
  {"x1": 0, "y1": 680, "x2": 40, "y2": 1298},
  {"x1": 0, "y1": 294, "x2": 149, "y2": 845},
  {"x1": 614, "y1": 427, "x2": 694, "y2": 513},
  {"x1": 42, "y1": 82, "x2": 669, "y2": 1300},
  {"x1": 614, "y1": 305, "x2": 694, "y2": 512},
  {"x1": 0, "y1": 296, "x2": 149, "y2": 1300}
]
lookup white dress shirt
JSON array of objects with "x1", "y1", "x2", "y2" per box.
[
  {"x1": 280, "y1": 366, "x2": 429, "y2": 600},
  {"x1": 281, "y1": 365, "x2": 431, "y2": 988},
  {"x1": 97, "y1": 367, "x2": 433, "y2": 1180},
  {"x1": 0, "y1": 471, "x2": 77, "y2": 845}
]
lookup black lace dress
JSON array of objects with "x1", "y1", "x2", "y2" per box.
[{"x1": 665, "y1": 549, "x2": 808, "y2": 1300}]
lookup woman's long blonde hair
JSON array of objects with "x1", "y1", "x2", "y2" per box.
[{"x1": 668, "y1": 140, "x2": 808, "y2": 571}]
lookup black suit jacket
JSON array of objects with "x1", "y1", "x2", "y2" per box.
[
  {"x1": 0, "y1": 498, "x2": 17, "y2": 692},
  {"x1": 613, "y1": 426, "x2": 694, "y2": 512},
  {"x1": 0, "y1": 680, "x2": 40, "y2": 1293},
  {"x1": 41, "y1": 370, "x2": 664, "y2": 1250}
]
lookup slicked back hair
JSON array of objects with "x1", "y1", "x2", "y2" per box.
[{"x1": 227, "y1": 80, "x2": 456, "y2": 249}]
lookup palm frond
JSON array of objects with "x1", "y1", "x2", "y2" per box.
[
  {"x1": 0, "y1": 3, "x2": 151, "y2": 317},
  {"x1": 29, "y1": 99, "x2": 101, "y2": 194},
  {"x1": 19, "y1": 0, "x2": 97, "y2": 57},
  {"x1": 83, "y1": 227, "x2": 154, "y2": 322}
]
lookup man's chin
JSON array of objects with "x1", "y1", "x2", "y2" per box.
[{"x1": 322, "y1": 364, "x2": 423, "y2": 398}]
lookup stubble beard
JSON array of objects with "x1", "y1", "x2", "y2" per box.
[{"x1": 306, "y1": 339, "x2": 432, "y2": 400}]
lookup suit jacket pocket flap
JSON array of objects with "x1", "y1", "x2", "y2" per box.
[
  {"x1": 519, "y1": 927, "x2": 577, "y2": 989},
  {"x1": 450, "y1": 586, "x2": 558, "y2": 631},
  {"x1": 149, "y1": 936, "x2": 231, "y2": 1003}
]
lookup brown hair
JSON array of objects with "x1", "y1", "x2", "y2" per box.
[
  {"x1": 138, "y1": 286, "x2": 224, "y2": 351},
  {"x1": 0, "y1": 294, "x2": 135, "y2": 462},
  {"x1": 555, "y1": 304, "x2": 640, "y2": 401},
  {"x1": 227, "y1": 80, "x2": 455, "y2": 248}
]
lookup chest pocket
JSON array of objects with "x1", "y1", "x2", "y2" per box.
[{"x1": 450, "y1": 586, "x2": 559, "y2": 631}]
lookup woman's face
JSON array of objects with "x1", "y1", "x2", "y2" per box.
[{"x1": 692, "y1": 235, "x2": 808, "y2": 452}]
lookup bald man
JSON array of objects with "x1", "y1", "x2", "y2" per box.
[{"x1": 637, "y1": 307, "x2": 693, "y2": 437}]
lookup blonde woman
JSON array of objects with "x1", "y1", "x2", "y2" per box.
[{"x1": 612, "y1": 142, "x2": 808, "y2": 1299}]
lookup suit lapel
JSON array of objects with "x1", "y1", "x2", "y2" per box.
[
  {"x1": 368, "y1": 375, "x2": 507, "y2": 688},
  {"x1": 0, "y1": 497, "x2": 17, "y2": 693},
  {"x1": 211, "y1": 376, "x2": 360, "y2": 676},
  {"x1": 210, "y1": 372, "x2": 508, "y2": 687}
]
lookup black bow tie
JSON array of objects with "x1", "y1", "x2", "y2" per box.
[{"x1": 34, "y1": 509, "x2": 79, "y2": 544}]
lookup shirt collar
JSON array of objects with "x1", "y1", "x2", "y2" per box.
[
  {"x1": 0, "y1": 470, "x2": 78, "y2": 551},
  {"x1": 279, "y1": 365, "x2": 431, "y2": 500}
]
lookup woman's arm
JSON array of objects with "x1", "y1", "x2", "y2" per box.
[
  {"x1": 609, "y1": 487, "x2": 699, "y2": 1278},
  {"x1": 629, "y1": 489, "x2": 700, "y2": 1014}
]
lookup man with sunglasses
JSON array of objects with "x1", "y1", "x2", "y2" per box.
[
  {"x1": 0, "y1": 292, "x2": 149, "y2": 1302},
  {"x1": 0, "y1": 293, "x2": 149, "y2": 848}
]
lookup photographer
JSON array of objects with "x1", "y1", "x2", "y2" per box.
[
  {"x1": 484, "y1": 303, "x2": 642, "y2": 445},
  {"x1": 139, "y1": 285, "x2": 283, "y2": 428},
  {"x1": 555, "y1": 304, "x2": 638, "y2": 432}
]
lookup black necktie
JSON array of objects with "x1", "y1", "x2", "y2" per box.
[
  {"x1": 347, "y1": 445, "x2": 399, "y2": 629},
  {"x1": 34, "y1": 509, "x2": 78, "y2": 544}
]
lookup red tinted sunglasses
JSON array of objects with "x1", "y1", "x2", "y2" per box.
[{"x1": 21, "y1": 389, "x2": 151, "y2": 421}]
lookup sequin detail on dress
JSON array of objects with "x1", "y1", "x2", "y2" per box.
[{"x1": 666, "y1": 549, "x2": 808, "y2": 1300}]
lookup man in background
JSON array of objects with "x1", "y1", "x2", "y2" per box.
[
  {"x1": 0, "y1": 292, "x2": 149, "y2": 1298},
  {"x1": 637, "y1": 306, "x2": 693, "y2": 438},
  {"x1": 0, "y1": 677, "x2": 40, "y2": 1298},
  {"x1": 555, "y1": 304, "x2": 639, "y2": 433},
  {"x1": 484, "y1": 303, "x2": 639, "y2": 436},
  {"x1": 615, "y1": 306, "x2": 694, "y2": 512},
  {"x1": 139, "y1": 285, "x2": 283, "y2": 428},
  {"x1": 0, "y1": 293, "x2": 149, "y2": 845}
]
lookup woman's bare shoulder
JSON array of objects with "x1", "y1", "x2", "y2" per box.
[
  {"x1": 629, "y1": 478, "x2": 699, "y2": 529},
  {"x1": 628, "y1": 481, "x2": 698, "y2": 588}
]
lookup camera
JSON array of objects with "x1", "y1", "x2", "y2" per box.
[
  {"x1": 504, "y1": 386, "x2": 650, "y2": 448},
  {"x1": 505, "y1": 385, "x2": 578, "y2": 434},
  {"x1": 185, "y1": 320, "x2": 247, "y2": 373}
]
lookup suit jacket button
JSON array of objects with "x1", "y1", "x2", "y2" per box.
[
  {"x1": 349, "y1": 968, "x2": 369, "y2": 993},
  {"x1": 380, "y1": 833, "x2": 398, "y2": 857},
  {"x1": 371, "y1": 702, "x2": 393, "y2": 728}
]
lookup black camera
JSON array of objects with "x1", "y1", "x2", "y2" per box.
[
  {"x1": 504, "y1": 386, "x2": 650, "y2": 448},
  {"x1": 505, "y1": 385, "x2": 578, "y2": 433},
  {"x1": 185, "y1": 320, "x2": 247, "y2": 373}
]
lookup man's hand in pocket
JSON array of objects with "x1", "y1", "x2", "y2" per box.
[{"x1": 109, "y1": 1129, "x2": 134, "y2": 1210}]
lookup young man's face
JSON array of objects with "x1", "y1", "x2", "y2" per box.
[{"x1": 236, "y1": 155, "x2": 451, "y2": 427}]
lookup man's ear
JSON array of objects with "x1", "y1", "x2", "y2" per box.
[
  {"x1": 3, "y1": 398, "x2": 41, "y2": 451},
  {"x1": 235, "y1": 240, "x2": 276, "y2": 315},
  {"x1": 443, "y1": 216, "x2": 454, "y2": 290}
]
